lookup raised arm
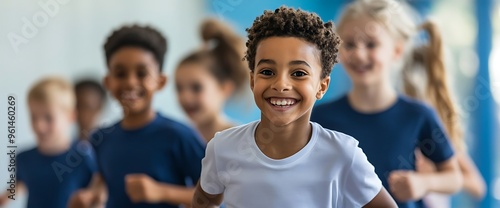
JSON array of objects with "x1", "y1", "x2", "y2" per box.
[
  {"x1": 124, "y1": 174, "x2": 196, "y2": 205},
  {"x1": 389, "y1": 156, "x2": 462, "y2": 202}
]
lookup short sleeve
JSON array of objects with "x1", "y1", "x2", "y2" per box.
[
  {"x1": 342, "y1": 143, "x2": 382, "y2": 207},
  {"x1": 175, "y1": 129, "x2": 206, "y2": 185},
  {"x1": 200, "y1": 138, "x2": 224, "y2": 195},
  {"x1": 418, "y1": 108, "x2": 454, "y2": 163}
]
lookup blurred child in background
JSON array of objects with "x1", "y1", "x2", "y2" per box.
[
  {"x1": 311, "y1": 0, "x2": 465, "y2": 207},
  {"x1": 68, "y1": 25, "x2": 205, "y2": 208},
  {"x1": 0, "y1": 77, "x2": 97, "y2": 208},
  {"x1": 74, "y1": 79, "x2": 106, "y2": 141},
  {"x1": 402, "y1": 22, "x2": 486, "y2": 208},
  {"x1": 175, "y1": 18, "x2": 248, "y2": 142}
]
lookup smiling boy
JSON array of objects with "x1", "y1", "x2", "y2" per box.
[
  {"x1": 192, "y1": 6, "x2": 397, "y2": 208},
  {"x1": 68, "y1": 25, "x2": 205, "y2": 208}
]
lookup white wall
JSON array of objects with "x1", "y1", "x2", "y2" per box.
[{"x1": 0, "y1": 0, "x2": 206, "y2": 207}]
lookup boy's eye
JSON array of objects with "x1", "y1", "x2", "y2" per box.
[
  {"x1": 259, "y1": 69, "x2": 274, "y2": 76},
  {"x1": 114, "y1": 71, "x2": 126, "y2": 78},
  {"x1": 344, "y1": 42, "x2": 355, "y2": 49},
  {"x1": 137, "y1": 70, "x2": 148, "y2": 78},
  {"x1": 291, "y1": 71, "x2": 307, "y2": 77},
  {"x1": 44, "y1": 114, "x2": 52, "y2": 123},
  {"x1": 192, "y1": 83, "x2": 202, "y2": 94},
  {"x1": 366, "y1": 42, "x2": 377, "y2": 49}
]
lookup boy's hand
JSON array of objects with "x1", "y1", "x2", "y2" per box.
[
  {"x1": 388, "y1": 170, "x2": 427, "y2": 202},
  {"x1": 68, "y1": 189, "x2": 102, "y2": 208},
  {"x1": 125, "y1": 174, "x2": 163, "y2": 203}
]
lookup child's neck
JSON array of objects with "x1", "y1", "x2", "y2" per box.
[
  {"x1": 197, "y1": 115, "x2": 232, "y2": 142},
  {"x1": 349, "y1": 81, "x2": 398, "y2": 113},
  {"x1": 121, "y1": 109, "x2": 156, "y2": 129},
  {"x1": 78, "y1": 127, "x2": 95, "y2": 140},
  {"x1": 255, "y1": 114, "x2": 312, "y2": 160},
  {"x1": 38, "y1": 137, "x2": 71, "y2": 156}
]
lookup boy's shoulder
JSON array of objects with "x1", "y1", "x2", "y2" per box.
[
  {"x1": 210, "y1": 121, "x2": 259, "y2": 144},
  {"x1": 315, "y1": 95, "x2": 347, "y2": 109},
  {"x1": 92, "y1": 113, "x2": 196, "y2": 135},
  {"x1": 397, "y1": 95, "x2": 437, "y2": 118},
  {"x1": 17, "y1": 147, "x2": 39, "y2": 161},
  {"x1": 312, "y1": 122, "x2": 360, "y2": 151},
  {"x1": 312, "y1": 95, "x2": 349, "y2": 117},
  {"x1": 154, "y1": 114, "x2": 195, "y2": 132}
]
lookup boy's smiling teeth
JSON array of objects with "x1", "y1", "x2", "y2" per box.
[
  {"x1": 269, "y1": 98, "x2": 297, "y2": 106},
  {"x1": 121, "y1": 91, "x2": 142, "y2": 100}
]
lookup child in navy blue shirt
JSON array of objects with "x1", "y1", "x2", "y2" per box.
[
  {"x1": 0, "y1": 77, "x2": 97, "y2": 208},
  {"x1": 68, "y1": 25, "x2": 205, "y2": 208},
  {"x1": 311, "y1": 0, "x2": 463, "y2": 207},
  {"x1": 74, "y1": 79, "x2": 106, "y2": 141}
]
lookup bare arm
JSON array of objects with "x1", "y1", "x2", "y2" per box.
[
  {"x1": 151, "y1": 183, "x2": 195, "y2": 205},
  {"x1": 363, "y1": 187, "x2": 398, "y2": 208},
  {"x1": 457, "y1": 152, "x2": 486, "y2": 199},
  {"x1": 389, "y1": 156, "x2": 462, "y2": 202},
  {"x1": 124, "y1": 174, "x2": 198, "y2": 205},
  {"x1": 0, "y1": 182, "x2": 26, "y2": 206},
  {"x1": 191, "y1": 182, "x2": 223, "y2": 208},
  {"x1": 420, "y1": 156, "x2": 463, "y2": 194}
]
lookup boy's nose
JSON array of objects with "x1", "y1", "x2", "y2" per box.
[
  {"x1": 272, "y1": 75, "x2": 291, "y2": 92},
  {"x1": 124, "y1": 74, "x2": 140, "y2": 87},
  {"x1": 350, "y1": 46, "x2": 368, "y2": 63}
]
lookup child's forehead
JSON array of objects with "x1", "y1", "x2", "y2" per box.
[
  {"x1": 339, "y1": 18, "x2": 390, "y2": 40},
  {"x1": 109, "y1": 47, "x2": 159, "y2": 65},
  {"x1": 255, "y1": 37, "x2": 321, "y2": 64},
  {"x1": 29, "y1": 100, "x2": 70, "y2": 114}
]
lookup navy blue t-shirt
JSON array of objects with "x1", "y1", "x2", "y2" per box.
[
  {"x1": 311, "y1": 95, "x2": 454, "y2": 208},
  {"x1": 90, "y1": 113, "x2": 206, "y2": 208},
  {"x1": 16, "y1": 141, "x2": 97, "y2": 208}
]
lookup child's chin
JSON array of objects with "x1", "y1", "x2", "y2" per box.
[
  {"x1": 269, "y1": 117, "x2": 294, "y2": 127},
  {"x1": 124, "y1": 106, "x2": 149, "y2": 116}
]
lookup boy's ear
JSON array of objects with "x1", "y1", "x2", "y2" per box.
[
  {"x1": 316, "y1": 76, "x2": 330, "y2": 100},
  {"x1": 103, "y1": 75, "x2": 110, "y2": 90},
  {"x1": 157, "y1": 74, "x2": 168, "y2": 90},
  {"x1": 249, "y1": 71, "x2": 254, "y2": 91},
  {"x1": 394, "y1": 41, "x2": 405, "y2": 60},
  {"x1": 70, "y1": 109, "x2": 77, "y2": 122},
  {"x1": 222, "y1": 80, "x2": 235, "y2": 98}
]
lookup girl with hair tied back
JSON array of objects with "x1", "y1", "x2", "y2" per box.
[
  {"x1": 312, "y1": 0, "x2": 484, "y2": 207},
  {"x1": 175, "y1": 18, "x2": 248, "y2": 142}
]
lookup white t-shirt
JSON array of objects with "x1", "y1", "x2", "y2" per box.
[{"x1": 200, "y1": 121, "x2": 382, "y2": 208}]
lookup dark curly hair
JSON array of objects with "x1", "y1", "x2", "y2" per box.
[
  {"x1": 104, "y1": 25, "x2": 167, "y2": 71},
  {"x1": 244, "y1": 6, "x2": 342, "y2": 78},
  {"x1": 74, "y1": 79, "x2": 106, "y2": 106}
]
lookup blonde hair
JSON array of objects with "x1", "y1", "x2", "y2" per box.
[
  {"x1": 28, "y1": 77, "x2": 76, "y2": 112},
  {"x1": 337, "y1": 0, "x2": 465, "y2": 150}
]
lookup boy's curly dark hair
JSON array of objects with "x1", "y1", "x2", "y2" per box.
[
  {"x1": 104, "y1": 25, "x2": 167, "y2": 71},
  {"x1": 244, "y1": 6, "x2": 342, "y2": 78}
]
